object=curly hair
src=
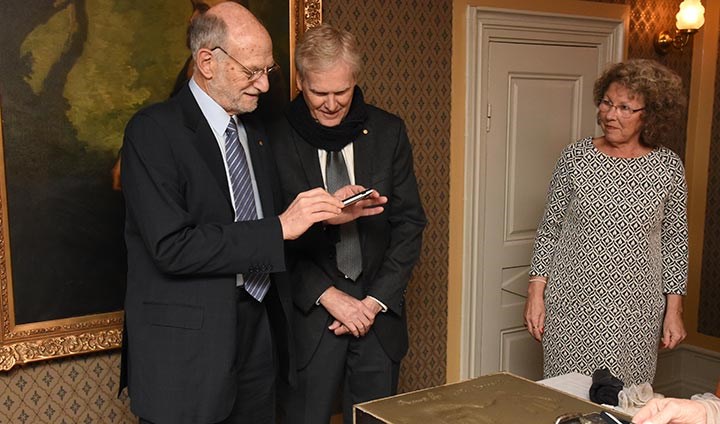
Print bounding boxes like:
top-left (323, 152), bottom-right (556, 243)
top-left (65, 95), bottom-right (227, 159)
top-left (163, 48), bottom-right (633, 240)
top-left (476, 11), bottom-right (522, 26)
top-left (593, 59), bottom-right (687, 148)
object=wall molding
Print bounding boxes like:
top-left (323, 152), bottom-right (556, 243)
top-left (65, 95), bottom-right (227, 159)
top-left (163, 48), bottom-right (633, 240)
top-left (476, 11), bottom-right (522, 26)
top-left (654, 344), bottom-right (720, 398)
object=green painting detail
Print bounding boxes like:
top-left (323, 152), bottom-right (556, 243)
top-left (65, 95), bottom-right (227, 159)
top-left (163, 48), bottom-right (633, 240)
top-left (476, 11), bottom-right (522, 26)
top-left (21, 3), bottom-right (78, 96)
top-left (1, 0), bottom-right (289, 326)
top-left (0, 0), bottom-right (198, 325)
top-left (21, 0), bottom-right (188, 153)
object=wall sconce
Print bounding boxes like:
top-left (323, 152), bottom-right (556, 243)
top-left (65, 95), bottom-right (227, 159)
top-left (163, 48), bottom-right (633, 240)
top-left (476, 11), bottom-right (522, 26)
top-left (655, 0), bottom-right (705, 54)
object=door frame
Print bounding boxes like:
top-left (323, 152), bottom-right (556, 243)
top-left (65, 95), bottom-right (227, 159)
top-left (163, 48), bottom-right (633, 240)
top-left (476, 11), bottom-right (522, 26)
top-left (448, 0), bottom-right (629, 382)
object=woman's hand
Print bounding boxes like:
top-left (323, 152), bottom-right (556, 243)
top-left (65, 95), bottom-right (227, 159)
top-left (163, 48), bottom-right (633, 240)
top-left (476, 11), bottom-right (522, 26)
top-left (524, 279), bottom-right (547, 342)
top-left (661, 294), bottom-right (686, 349)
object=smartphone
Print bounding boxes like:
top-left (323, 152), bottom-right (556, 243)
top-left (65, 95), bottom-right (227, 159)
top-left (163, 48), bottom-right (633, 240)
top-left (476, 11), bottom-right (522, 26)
top-left (341, 188), bottom-right (374, 207)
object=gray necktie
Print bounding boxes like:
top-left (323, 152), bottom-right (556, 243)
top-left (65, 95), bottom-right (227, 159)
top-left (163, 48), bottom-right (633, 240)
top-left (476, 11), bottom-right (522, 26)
top-left (325, 150), bottom-right (362, 281)
top-left (225, 117), bottom-right (270, 301)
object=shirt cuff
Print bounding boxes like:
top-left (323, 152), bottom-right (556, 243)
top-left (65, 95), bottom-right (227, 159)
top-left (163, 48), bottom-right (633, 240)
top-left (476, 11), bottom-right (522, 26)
top-left (368, 296), bottom-right (388, 313)
top-left (315, 287), bottom-right (331, 306)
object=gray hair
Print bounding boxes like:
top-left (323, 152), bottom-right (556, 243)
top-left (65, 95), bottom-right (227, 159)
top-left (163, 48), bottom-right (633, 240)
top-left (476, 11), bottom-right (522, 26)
top-left (295, 23), bottom-right (361, 78)
top-left (188, 11), bottom-right (227, 57)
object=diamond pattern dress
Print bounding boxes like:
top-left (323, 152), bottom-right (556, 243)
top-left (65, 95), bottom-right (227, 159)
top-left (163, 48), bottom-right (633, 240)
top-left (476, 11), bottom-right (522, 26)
top-left (530, 137), bottom-right (688, 386)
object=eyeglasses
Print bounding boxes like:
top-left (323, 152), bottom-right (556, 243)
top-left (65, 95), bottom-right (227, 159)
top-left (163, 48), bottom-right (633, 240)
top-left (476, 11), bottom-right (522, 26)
top-left (598, 98), bottom-right (645, 118)
top-left (211, 46), bottom-right (279, 82)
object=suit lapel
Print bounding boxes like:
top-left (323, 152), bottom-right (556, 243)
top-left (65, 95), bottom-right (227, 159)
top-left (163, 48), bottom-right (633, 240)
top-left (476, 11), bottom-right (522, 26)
top-left (291, 130), bottom-right (325, 189)
top-left (178, 87), bottom-right (232, 207)
top-left (352, 127), bottom-right (374, 189)
top-left (349, 125), bottom-right (375, 250)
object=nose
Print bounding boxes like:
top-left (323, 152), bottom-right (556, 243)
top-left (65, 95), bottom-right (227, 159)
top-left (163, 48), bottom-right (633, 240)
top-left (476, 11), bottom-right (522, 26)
top-left (325, 94), bottom-right (337, 110)
top-left (253, 73), bottom-right (270, 93)
top-left (604, 105), bottom-right (618, 119)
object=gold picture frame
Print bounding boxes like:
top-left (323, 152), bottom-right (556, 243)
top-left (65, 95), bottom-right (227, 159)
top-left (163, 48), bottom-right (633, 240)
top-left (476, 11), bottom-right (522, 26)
top-left (0, 0), bottom-right (321, 371)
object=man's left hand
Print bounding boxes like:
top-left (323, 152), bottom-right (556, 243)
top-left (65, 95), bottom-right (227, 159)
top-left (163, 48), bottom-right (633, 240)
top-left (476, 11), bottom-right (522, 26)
top-left (328, 296), bottom-right (383, 336)
top-left (325, 185), bottom-right (387, 226)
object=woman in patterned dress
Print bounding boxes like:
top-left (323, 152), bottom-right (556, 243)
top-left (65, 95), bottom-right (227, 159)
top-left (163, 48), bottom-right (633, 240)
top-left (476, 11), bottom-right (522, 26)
top-left (524, 59), bottom-right (689, 386)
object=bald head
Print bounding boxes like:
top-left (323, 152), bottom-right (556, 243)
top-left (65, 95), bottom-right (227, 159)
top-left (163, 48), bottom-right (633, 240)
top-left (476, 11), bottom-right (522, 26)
top-left (188, 1), bottom-right (275, 115)
top-left (188, 1), bottom-right (271, 60)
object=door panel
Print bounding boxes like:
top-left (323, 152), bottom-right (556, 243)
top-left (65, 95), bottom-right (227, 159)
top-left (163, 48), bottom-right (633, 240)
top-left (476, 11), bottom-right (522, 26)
top-left (479, 41), bottom-right (600, 378)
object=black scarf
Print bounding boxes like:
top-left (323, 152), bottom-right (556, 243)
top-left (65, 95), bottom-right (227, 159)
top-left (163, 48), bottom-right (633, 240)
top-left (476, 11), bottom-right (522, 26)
top-left (285, 86), bottom-right (368, 152)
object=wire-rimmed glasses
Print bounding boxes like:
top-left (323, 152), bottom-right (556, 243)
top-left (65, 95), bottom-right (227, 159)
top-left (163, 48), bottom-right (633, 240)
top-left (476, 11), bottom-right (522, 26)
top-left (598, 98), bottom-right (645, 118)
top-left (211, 46), bottom-right (279, 82)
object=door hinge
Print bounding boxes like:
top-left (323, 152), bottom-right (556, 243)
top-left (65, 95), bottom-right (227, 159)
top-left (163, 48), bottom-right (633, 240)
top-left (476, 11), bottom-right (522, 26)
top-left (486, 103), bottom-right (492, 132)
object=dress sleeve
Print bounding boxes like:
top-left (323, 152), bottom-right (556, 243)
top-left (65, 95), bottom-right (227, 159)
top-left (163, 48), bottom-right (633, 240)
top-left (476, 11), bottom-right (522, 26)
top-left (661, 156), bottom-right (688, 295)
top-left (529, 147), bottom-right (573, 279)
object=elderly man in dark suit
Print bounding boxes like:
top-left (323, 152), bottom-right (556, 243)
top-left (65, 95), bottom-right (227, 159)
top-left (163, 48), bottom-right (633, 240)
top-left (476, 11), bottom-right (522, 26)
top-left (120, 4), bottom-right (376, 424)
top-left (272, 23), bottom-right (427, 424)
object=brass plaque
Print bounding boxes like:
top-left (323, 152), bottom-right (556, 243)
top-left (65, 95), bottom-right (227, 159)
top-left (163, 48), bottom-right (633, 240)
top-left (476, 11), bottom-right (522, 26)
top-left (355, 373), bottom-right (628, 424)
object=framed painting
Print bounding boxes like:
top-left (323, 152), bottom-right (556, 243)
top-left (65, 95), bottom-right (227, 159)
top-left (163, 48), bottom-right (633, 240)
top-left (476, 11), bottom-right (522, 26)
top-left (0, 0), bottom-right (321, 370)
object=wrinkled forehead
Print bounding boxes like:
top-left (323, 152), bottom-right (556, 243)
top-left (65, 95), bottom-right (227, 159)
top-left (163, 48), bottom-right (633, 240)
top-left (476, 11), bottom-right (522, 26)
top-left (301, 57), bottom-right (357, 79)
top-left (226, 30), bottom-right (273, 60)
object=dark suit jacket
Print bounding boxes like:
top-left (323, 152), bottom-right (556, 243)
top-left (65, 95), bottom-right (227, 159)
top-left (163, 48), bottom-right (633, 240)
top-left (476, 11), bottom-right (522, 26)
top-left (121, 85), bottom-right (294, 424)
top-left (270, 104), bottom-right (426, 369)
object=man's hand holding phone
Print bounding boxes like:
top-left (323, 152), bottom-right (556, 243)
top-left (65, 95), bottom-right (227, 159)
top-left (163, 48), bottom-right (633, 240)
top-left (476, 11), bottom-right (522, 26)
top-left (342, 188), bottom-right (375, 207)
top-left (326, 185), bottom-right (387, 225)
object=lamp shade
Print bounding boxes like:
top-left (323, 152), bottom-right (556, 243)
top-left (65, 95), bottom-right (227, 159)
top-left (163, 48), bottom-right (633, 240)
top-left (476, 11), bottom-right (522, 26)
top-left (676, 0), bottom-right (705, 30)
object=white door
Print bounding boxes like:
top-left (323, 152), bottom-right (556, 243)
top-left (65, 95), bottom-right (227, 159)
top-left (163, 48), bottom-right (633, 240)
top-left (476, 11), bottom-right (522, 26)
top-left (481, 41), bottom-right (599, 379)
top-left (462, 7), bottom-right (626, 380)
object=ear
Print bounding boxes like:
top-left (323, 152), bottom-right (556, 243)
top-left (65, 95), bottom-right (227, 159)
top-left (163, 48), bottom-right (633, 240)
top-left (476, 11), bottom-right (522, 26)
top-left (295, 74), bottom-right (304, 92)
top-left (194, 48), bottom-right (215, 80)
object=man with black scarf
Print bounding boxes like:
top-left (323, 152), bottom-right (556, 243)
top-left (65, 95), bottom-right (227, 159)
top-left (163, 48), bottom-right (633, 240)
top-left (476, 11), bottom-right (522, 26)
top-left (271, 23), bottom-right (426, 424)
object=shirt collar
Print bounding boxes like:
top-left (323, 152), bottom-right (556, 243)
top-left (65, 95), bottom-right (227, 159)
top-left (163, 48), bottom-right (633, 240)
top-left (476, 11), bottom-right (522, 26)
top-left (189, 77), bottom-right (235, 140)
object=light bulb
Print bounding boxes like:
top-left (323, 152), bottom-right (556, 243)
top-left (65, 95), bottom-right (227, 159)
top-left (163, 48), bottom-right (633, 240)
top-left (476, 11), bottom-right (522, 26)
top-left (676, 0), bottom-right (705, 31)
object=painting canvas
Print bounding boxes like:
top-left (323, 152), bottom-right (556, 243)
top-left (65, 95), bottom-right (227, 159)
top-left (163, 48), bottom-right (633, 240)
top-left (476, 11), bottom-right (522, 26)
top-left (0, 0), bottom-right (312, 369)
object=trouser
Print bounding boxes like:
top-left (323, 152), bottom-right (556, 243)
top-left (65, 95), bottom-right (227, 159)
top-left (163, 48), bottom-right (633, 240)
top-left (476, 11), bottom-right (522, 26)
top-left (280, 328), bottom-right (399, 424)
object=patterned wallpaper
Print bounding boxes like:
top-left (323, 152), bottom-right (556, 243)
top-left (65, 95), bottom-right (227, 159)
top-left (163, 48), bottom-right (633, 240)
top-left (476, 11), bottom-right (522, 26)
top-left (699, 9), bottom-right (720, 337)
top-left (0, 353), bottom-right (133, 423)
top-left (0, 0), bottom-right (712, 422)
top-left (592, 0), bottom-right (693, 159)
top-left (323, 0), bottom-right (453, 392)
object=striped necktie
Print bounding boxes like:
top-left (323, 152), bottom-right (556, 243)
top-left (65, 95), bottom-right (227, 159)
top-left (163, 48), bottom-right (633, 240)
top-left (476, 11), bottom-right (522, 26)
top-left (225, 117), bottom-right (270, 301)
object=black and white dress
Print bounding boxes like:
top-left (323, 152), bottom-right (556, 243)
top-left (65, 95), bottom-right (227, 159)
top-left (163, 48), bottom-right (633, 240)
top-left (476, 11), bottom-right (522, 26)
top-left (530, 137), bottom-right (688, 386)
